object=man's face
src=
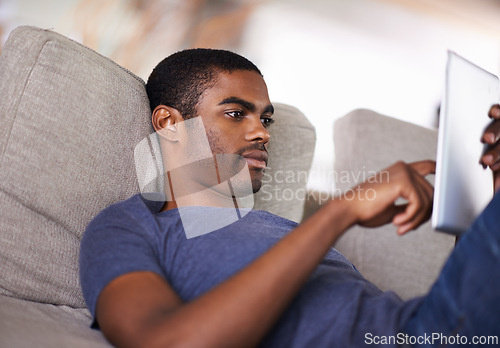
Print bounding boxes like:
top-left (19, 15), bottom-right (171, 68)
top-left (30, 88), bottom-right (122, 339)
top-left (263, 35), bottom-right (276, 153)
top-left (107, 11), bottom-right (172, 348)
top-left (194, 70), bottom-right (274, 193)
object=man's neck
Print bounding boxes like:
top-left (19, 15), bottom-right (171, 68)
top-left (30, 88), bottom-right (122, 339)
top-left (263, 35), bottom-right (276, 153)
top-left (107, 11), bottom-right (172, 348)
top-left (161, 181), bottom-right (247, 212)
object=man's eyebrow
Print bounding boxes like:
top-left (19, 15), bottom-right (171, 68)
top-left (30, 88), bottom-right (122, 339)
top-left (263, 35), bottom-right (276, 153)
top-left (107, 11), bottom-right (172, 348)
top-left (218, 97), bottom-right (255, 112)
top-left (263, 104), bottom-right (274, 115)
top-left (218, 97), bottom-right (274, 115)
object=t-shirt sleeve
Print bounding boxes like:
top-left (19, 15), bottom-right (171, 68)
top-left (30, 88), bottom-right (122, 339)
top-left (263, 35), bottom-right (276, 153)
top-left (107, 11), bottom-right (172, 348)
top-left (79, 201), bottom-right (165, 321)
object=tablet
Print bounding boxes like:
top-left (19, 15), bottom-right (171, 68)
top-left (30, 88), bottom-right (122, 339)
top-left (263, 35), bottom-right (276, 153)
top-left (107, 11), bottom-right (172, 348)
top-left (432, 51), bottom-right (497, 235)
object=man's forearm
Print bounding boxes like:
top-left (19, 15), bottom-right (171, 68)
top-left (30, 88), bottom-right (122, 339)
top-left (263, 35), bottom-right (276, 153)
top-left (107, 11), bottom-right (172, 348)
top-left (141, 197), bottom-right (356, 348)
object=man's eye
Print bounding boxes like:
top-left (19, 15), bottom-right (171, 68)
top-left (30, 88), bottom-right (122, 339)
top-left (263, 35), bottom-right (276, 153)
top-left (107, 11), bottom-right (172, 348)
top-left (261, 117), bottom-right (274, 128)
top-left (226, 111), bottom-right (244, 119)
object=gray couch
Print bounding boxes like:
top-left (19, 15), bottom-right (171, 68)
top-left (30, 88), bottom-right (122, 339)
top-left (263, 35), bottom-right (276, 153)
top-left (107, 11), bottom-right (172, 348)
top-left (0, 26), bottom-right (454, 346)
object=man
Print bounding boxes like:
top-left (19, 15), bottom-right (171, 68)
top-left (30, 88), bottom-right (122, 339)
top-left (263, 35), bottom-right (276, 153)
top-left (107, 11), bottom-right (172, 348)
top-left (80, 49), bottom-right (500, 347)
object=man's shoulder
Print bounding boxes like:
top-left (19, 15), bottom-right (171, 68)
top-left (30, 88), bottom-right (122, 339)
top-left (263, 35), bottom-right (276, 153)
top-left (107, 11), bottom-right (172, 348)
top-left (87, 193), bottom-right (165, 231)
top-left (250, 209), bottom-right (297, 224)
top-left (243, 209), bottom-right (299, 232)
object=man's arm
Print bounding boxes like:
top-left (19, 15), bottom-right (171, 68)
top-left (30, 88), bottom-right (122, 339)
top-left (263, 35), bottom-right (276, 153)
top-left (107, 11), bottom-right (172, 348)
top-left (480, 104), bottom-right (500, 193)
top-left (96, 161), bottom-right (435, 348)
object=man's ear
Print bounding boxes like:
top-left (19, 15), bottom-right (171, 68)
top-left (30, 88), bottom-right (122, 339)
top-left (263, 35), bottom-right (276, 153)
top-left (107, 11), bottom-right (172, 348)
top-left (151, 105), bottom-right (183, 141)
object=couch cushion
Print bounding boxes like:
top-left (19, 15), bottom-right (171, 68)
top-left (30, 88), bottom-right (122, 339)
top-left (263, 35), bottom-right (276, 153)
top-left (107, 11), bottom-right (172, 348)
top-left (0, 295), bottom-right (111, 347)
top-left (333, 109), bottom-right (456, 299)
top-left (254, 103), bottom-right (316, 222)
top-left (0, 26), bottom-right (153, 307)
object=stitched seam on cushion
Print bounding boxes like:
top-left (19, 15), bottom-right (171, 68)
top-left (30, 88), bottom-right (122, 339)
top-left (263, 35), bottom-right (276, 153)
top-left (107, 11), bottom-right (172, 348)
top-left (0, 29), bottom-right (148, 161)
top-left (42, 35), bottom-right (146, 95)
top-left (39, 28), bottom-right (145, 86)
top-left (0, 39), bottom-right (47, 158)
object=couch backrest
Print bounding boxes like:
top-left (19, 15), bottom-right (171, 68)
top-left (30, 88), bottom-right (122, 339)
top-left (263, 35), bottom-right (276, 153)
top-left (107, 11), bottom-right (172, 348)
top-left (0, 26), bottom-right (154, 307)
top-left (333, 109), bottom-right (456, 299)
top-left (0, 26), bottom-right (315, 307)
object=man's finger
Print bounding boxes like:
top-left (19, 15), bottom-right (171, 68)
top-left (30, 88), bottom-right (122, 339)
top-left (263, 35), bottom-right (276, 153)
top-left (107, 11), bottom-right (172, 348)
top-left (488, 104), bottom-right (500, 119)
top-left (481, 142), bottom-right (500, 167)
top-left (393, 175), bottom-right (433, 234)
top-left (394, 199), bottom-right (431, 235)
top-left (392, 185), bottom-right (425, 225)
top-left (409, 160), bottom-right (436, 176)
top-left (481, 119), bottom-right (500, 144)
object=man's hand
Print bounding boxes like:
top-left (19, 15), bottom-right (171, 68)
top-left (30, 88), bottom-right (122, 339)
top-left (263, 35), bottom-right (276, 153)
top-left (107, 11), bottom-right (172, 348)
top-left (344, 161), bottom-right (435, 235)
top-left (480, 104), bottom-right (500, 193)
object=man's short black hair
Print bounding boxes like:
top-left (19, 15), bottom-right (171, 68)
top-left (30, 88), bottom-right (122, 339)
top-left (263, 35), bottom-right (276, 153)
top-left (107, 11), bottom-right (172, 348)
top-left (146, 48), bottom-right (263, 119)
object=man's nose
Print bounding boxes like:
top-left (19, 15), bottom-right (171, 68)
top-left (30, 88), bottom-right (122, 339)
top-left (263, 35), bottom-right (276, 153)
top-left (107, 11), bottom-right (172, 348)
top-left (245, 117), bottom-right (271, 144)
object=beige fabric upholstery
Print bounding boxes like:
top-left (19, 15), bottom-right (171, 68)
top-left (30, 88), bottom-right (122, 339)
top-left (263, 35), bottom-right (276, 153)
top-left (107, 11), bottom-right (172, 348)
top-left (333, 109), bottom-right (456, 299)
top-left (0, 25), bottom-right (315, 314)
top-left (254, 103), bottom-right (316, 222)
top-left (0, 295), bottom-right (110, 347)
top-left (0, 26), bottom-right (153, 308)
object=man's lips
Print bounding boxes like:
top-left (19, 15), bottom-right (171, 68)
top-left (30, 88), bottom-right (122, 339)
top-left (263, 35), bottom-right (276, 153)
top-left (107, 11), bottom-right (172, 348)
top-left (242, 150), bottom-right (268, 169)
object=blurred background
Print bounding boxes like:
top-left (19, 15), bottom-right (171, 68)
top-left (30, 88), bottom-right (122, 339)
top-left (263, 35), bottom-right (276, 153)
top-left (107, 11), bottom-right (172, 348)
top-left (2, 0), bottom-right (500, 192)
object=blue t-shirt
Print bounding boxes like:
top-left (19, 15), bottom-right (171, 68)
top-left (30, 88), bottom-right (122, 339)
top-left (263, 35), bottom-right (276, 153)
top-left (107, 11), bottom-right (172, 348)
top-left (80, 194), bottom-right (420, 347)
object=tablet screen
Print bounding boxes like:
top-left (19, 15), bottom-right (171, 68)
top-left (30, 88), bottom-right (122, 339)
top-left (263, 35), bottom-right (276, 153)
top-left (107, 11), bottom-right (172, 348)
top-left (432, 51), bottom-right (497, 235)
